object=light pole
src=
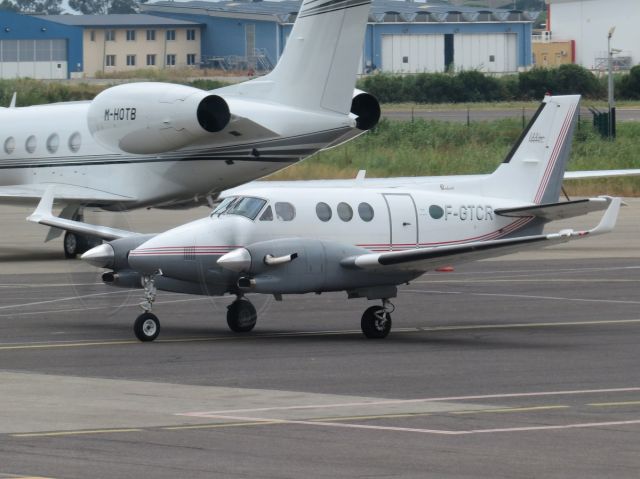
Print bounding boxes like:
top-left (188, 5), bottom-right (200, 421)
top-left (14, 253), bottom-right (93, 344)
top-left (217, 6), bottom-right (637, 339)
top-left (607, 26), bottom-right (616, 139)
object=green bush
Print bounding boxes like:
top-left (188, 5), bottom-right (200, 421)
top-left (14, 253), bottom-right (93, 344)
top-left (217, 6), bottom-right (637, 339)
top-left (617, 65), bottom-right (640, 100)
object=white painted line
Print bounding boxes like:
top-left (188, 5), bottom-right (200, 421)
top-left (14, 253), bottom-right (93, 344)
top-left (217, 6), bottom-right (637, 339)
top-left (0, 290), bottom-right (132, 311)
top-left (402, 289), bottom-right (640, 305)
top-left (179, 386), bottom-right (640, 417)
top-left (419, 318), bottom-right (640, 332)
top-left (182, 413), bottom-right (640, 437)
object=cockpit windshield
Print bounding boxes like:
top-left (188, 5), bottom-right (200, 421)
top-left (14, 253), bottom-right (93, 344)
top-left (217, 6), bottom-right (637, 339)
top-left (211, 196), bottom-right (267, 220)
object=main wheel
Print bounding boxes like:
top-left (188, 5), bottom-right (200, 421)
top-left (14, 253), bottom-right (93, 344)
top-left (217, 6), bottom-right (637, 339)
top-left (63, 231), bottom-right (83, 259)
top-left (361, 305), bottom-right (392, 339)
top-left (227, 299), bottom-right (257, 333)
top-left (63, 232), bottom-right (102, 259)
top-left (134, 312), bottom-right (161, 342)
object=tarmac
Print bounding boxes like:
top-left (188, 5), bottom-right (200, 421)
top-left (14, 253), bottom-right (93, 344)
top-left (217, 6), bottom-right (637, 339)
top-left (0, 200), bottom-right (639, 478)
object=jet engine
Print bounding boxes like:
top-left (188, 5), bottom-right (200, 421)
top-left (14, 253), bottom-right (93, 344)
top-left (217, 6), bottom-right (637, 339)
top-left (351, 89), bottom-right (380, 131)
top-left (87, 82), bottom-right (231, 154)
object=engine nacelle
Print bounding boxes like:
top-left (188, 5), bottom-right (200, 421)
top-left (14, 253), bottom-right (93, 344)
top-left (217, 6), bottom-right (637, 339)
top-left (351, 89), bottom-right (380, 131)
top-left (226, 238), bottom-right (370, 295)
top-left (87, 82), bottom-right (230, 154)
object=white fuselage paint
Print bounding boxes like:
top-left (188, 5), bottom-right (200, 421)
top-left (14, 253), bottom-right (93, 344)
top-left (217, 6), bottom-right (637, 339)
top-left (0, 99), bottom-right (356, 209)
top-left (132, 185), bottom-right (532, 262)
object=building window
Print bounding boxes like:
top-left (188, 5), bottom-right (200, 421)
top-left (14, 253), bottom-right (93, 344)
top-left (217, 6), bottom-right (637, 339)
top-left (146, 54), bottom-right (156, 66)
top-left (126, 30), bottom-right (136, 41)
top-left (126, 54), bottom-right (136, 66)
top-left (166, 54), bottom-right (176, 66)
top-left (187, 29), bottom-right (196, 41)
top-left (105, 30), bottom-right (116, 42)
top-left (186, 53), bottom-right (196, 66)
top-left (146, 29), bottom-right (156, 41)
top-left (105, 54), bottom-right (116, 67)
top-left (89, 30), bottom-right (95, 42)
top-left (166, 30), bottom-right (176, 41)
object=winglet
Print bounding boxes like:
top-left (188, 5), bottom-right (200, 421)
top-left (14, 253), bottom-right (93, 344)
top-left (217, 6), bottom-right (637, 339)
top-left (9, 92), bottom-right (16, 108)
top-left (588, 196), bottom-right (621, 236)
top-left (27, 185), bottom-right (56, 223)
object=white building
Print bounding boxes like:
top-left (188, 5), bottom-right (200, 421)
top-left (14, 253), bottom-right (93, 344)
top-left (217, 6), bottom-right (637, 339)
top-left (547, 0), bottom-right (638, 70)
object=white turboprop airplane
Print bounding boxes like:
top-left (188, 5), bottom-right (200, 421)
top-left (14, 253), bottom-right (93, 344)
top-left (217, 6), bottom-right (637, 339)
top-left (0, 0), bottom-right (378, 258)
top-left (29, 94), bottom-right (622, 341)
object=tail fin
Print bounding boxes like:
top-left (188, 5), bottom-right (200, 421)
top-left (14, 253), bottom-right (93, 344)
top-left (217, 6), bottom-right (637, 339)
top-left (483, 95), bottom-right (580, 204)
top-left (248, 0), bottom-right (371, 113)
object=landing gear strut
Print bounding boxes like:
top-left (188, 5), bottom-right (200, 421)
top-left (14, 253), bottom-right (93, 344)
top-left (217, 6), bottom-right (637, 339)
top-left (133, 274), bottom-right (160, 342)
top-left (361, 299), bottom-right (394, 339)
top-left (227, 296), bottom-right (257, 333)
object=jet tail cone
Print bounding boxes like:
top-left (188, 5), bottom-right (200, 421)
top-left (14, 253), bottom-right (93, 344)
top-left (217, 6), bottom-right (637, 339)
top-left (217, 248), bottom-right (251, 273)
top-left (81, 243), bottom-right (115, 269)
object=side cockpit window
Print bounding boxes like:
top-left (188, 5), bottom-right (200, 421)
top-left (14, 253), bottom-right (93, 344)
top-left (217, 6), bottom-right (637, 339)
top-left (259, 205), bottom-right (273, 221)
top-left (275, 202), bottom-right (295, 221)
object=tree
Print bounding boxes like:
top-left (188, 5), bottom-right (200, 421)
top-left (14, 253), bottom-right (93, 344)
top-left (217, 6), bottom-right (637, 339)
top-left (68, 0), bottom-right (146, 14)
top-left (0, 0), bottom-right (18, 10)
top-left (4, 0), bottom-right (62, 14)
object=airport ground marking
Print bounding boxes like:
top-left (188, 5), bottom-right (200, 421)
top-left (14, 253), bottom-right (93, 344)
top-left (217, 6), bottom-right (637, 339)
top-left (181, 387), bottom-right (640, 417)
top-left (403, 289), bottom-right (640, 305)
top-left (449, 405), bottom-right (569, 415)
top-left (588, 401), bottom-right (640, 408)
top-left (12, 428), bottom-right (143, 438)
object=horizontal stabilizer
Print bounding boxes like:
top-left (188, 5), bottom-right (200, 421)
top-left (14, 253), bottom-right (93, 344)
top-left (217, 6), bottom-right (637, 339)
top-left (27, 186), bottom-right (138, 241)
top-left (565, 169), bottom-right (640, 180)
top-left (495, 197), bottom-right (611, 221)
top-left (341, 197), bottom-right (620, 272)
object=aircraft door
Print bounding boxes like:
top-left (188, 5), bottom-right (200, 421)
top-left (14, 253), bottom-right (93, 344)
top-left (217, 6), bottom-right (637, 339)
top-left (383, 194), bottom-right (418, 250)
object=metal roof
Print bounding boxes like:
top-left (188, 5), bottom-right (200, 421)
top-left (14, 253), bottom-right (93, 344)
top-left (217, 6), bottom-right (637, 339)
top-left (142, 0), bottom-right (540, 23)
top-left (36, 13), bottom-right (203, 27)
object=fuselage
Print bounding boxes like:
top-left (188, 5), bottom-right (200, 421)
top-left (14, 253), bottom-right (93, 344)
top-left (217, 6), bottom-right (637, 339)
top-left (127, 186), bottom-right (541, 295)
top-left (0, 101), bottom-right (356, 210)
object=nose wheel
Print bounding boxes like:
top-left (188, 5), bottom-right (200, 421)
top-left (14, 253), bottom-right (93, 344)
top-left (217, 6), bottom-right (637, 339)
top-left (227, 297), bottom-right (257, 333)
top-left (361, 300), bottom-right (394, 339)
top-left (134, 312), bottom-right (160, 342)
top-left (133, 274), bottom-right (161, 342)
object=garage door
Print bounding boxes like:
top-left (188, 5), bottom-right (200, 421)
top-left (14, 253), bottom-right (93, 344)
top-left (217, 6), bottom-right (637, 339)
top-left (453, 33), bottom-right (517, 73)
top-left (0, 39), bottom-right (68, 79)
top-left (381, 34), bottom-right (445, 73)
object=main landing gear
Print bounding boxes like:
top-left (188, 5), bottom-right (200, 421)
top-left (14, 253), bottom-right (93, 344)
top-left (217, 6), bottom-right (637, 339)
top-left (63, 231), bottom-right (102, 259)
top-left (360, 299), bottom-right (394, 339)
top-left (226, 296), bottom-right (257, 333)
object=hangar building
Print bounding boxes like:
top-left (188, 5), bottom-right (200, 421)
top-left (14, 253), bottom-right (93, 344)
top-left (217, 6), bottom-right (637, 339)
top-left (0, 11), bottom-right (203, 79)
top-left (0, 10), bottom-right (82, 79)
top-left (547, 0), bottom-right (638, 70)
top-left (142, 0), bottom-right (538, 74)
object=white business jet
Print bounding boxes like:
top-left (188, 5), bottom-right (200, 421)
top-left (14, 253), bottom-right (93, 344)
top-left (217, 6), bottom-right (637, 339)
top-left (0, 0), bottom-right (378, 257)
top-left (29, 95), bottom-right (621, 341)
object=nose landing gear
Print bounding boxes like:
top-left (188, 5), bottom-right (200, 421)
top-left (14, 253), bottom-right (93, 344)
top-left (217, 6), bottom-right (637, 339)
top-left (133, 274), bottom-right (160, 342)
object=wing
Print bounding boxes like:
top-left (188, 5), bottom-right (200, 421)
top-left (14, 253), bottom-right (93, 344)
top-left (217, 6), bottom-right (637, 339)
top-left (495, 197), bottom-right (612, 221)
top-left (27, 186), bottom-right (139, 240)
top-left (0, 183), bottom-right (137, 207)
top-left (340, 197), bottom-right (620, 273)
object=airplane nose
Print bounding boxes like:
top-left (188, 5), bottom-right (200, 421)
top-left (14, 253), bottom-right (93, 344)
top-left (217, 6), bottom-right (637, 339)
top-left (217, 248), bottom-right (251, 272)
top-left (81, 243), bottom-right (115, 269)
